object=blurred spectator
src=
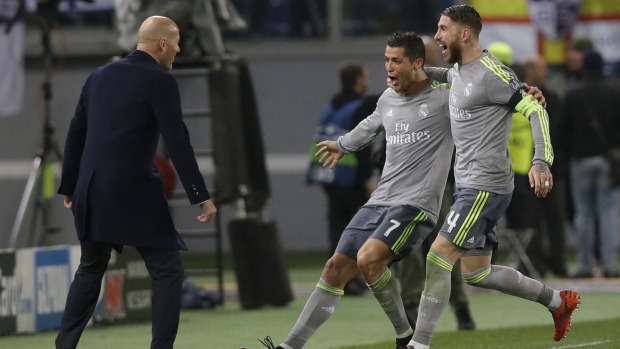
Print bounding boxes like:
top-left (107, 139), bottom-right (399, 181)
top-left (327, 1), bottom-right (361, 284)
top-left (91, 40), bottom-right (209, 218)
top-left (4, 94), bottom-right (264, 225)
top-left (306, 61), bottom-right (374, 295)
top-left (550, 36), bottom-right (594, 98)
top-left (565, 37), bottom-right (594, 83)
top-left (558, 50), bottom-right (620, 278)
top-left (519, 55), bottom-right (569, 277)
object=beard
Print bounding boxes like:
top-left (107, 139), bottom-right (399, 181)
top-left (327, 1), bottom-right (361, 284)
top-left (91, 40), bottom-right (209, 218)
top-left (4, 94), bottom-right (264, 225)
top-left (446, 41), bottom-right (462, 64)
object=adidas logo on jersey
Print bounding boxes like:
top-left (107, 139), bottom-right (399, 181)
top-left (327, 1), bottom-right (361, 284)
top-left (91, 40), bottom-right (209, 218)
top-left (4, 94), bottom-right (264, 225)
top-left (387, 109), bottom-right (393, 116)
top-left (466, 236), bottom-right (475, 244)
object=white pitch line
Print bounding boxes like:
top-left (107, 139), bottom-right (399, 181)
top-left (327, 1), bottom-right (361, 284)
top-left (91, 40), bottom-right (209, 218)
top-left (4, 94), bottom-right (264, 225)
top-left (549, 339), bottom-right (612, 349)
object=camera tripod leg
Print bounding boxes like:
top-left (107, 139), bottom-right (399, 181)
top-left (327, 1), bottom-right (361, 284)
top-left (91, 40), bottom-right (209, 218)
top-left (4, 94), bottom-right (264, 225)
top-left (9, 156), bottom-right (42, 248)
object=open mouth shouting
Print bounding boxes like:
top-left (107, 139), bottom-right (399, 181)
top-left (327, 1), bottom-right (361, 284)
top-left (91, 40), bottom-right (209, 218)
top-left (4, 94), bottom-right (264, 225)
top-left (438, 42), bottom-right (447, 54)
top-left (387, 75), bottom-right (398, 87)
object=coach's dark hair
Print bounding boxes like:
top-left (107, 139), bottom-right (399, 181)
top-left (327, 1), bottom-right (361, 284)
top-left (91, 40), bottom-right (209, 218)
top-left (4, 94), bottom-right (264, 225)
top-left (340, 62), bottom-right (365, 92)
top-left (442, 4), bottom-right (482, 38)
top-left (387, 32), bottom-right (426, 63)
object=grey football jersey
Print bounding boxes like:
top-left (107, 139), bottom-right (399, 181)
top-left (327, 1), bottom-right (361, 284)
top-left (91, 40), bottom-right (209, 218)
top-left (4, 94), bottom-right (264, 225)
top-left (337, 82), bottom-right (453, 221)
top-left (426, 52), bottom-right (553, 194)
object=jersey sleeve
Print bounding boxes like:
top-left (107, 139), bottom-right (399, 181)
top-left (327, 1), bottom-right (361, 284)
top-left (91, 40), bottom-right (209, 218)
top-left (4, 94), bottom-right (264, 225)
top-left (424, 67), bottom-right (452, 84)
top-left (482, 59), bottom-right (554, 166)
top-left (510, 89), bottom-right (554, 166)
top-left (337, 91), bottom-right (387, 153)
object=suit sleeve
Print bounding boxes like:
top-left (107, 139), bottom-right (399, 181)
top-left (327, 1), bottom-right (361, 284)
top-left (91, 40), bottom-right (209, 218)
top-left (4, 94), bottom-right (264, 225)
top-left (58, 82), bottom-right (89, 196)
top-left (152, 73), bottom-right (210, 205)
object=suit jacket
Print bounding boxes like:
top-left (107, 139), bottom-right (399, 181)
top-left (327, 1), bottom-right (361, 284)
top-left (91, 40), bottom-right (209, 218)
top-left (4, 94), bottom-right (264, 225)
top-left (58, 50), bottom-right (210, 250)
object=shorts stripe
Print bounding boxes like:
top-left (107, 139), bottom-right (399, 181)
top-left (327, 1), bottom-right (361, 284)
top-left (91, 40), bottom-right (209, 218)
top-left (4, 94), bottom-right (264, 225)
top-left (454, 191), bottom-right (489, 246)
top-left (316, 282), bottom-right (344, 296)
top-left (427, 251), bottom-right (453, 272)
top-left (392, 211), bottom-right (428, 252)
top-left (463, 266), bottom-right (492, 284)
top-left (369, 268), bottom-right (392, 292)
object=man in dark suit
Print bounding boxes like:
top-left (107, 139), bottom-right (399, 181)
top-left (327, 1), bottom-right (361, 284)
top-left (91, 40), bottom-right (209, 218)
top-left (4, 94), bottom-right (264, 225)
top-left (55, 16), bottom-right (217, 349)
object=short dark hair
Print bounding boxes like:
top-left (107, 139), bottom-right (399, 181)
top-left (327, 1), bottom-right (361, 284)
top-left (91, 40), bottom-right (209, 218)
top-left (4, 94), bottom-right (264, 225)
top-left (442, 4), bottom-right (482, 38)
top-left (340, 62), bottom-right (365, 92)
top-left (387, 32), bottom-right (425, 63)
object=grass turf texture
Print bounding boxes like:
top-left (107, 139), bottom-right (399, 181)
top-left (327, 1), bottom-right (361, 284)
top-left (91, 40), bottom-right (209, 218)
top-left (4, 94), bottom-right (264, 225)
top-left (2, 252), bottom-right (618, 348)
top-left (1, 291), bottom-right (617, 349)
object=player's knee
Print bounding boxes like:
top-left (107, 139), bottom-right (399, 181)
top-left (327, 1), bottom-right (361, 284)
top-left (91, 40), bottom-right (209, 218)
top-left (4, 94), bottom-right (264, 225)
top-left (356, 252), bottom-right (371, 272)
top-left (357, 251), bottom-right (384, 276)
top-left (356, 253), bottom-right (368, 272)
top-left (324, 255), bottom-right (356, 278)
top-left (323, 256), bottom-right (340, 275)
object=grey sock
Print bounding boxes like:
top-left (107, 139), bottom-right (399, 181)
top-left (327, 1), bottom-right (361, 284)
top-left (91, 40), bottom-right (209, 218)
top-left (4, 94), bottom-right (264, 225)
top-left (462, 264), bottom-right (554, 306)
top-left (412, 249), bottom-right (454, 346)
top-left (368, 268), bottom-right (413, 337)
top-left (283, 278), bottom-right (342, 349)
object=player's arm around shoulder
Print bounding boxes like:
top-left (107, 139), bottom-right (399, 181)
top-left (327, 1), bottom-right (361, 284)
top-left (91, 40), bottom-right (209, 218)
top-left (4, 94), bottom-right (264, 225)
top-left (424, 66), bottom-right (451, 83)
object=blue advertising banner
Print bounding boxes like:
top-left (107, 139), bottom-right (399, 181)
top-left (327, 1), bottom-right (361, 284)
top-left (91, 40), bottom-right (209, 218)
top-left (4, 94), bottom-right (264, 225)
top-left (34, 248), bottom-right (71, 331)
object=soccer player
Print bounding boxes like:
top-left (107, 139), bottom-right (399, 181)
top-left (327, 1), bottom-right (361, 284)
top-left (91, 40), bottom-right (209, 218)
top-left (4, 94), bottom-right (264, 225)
top-left (406, 5), bottom-right (580, 349)
top-left (244, 31), bottom-right (454, 349)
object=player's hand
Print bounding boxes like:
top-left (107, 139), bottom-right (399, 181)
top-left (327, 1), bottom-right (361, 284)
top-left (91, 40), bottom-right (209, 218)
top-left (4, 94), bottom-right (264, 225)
top-left (524, 83), bottom-right (547, 108)
top-left (315, 140), bottom-right (344, 169)
top-left (198, 199), bottom-right (217, 223)
top-left (528, 163), bottom-right (553, 198)
top-left (63, 195), bottom-right (73, 209)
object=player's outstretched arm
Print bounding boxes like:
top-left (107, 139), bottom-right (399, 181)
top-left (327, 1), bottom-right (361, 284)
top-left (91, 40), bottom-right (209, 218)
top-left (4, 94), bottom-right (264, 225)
top-left (315, 140), bottom-right (344, 169)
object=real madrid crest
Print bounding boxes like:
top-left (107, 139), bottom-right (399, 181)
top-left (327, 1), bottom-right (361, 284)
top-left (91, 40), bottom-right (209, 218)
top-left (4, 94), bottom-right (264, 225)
top-left (464, 82), bottom-right (473, 97)
top-left (419, 104), bottom-right (429, 119)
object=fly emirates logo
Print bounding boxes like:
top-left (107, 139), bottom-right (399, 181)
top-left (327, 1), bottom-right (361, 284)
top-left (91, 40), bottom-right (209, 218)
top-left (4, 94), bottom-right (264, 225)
top-left (449, 93), bottom-right (472, 119)
top-left (449, 104), bottom-right (472, 119)
top-left (387, 122), bottom-right (430, 145)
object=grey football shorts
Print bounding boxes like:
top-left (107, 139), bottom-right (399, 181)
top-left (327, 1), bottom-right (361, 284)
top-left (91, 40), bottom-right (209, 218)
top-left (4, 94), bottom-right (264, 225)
top-left (335, 204), bottom-right (435, 261)
top-left (439, 187), bottom-right (512, 252)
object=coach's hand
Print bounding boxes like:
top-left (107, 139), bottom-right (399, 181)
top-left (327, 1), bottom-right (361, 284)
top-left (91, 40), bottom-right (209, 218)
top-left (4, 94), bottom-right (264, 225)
top-left (198, 199), bottom-right (217, 223)
top-left (63, 195), bottom-right (73, 209)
